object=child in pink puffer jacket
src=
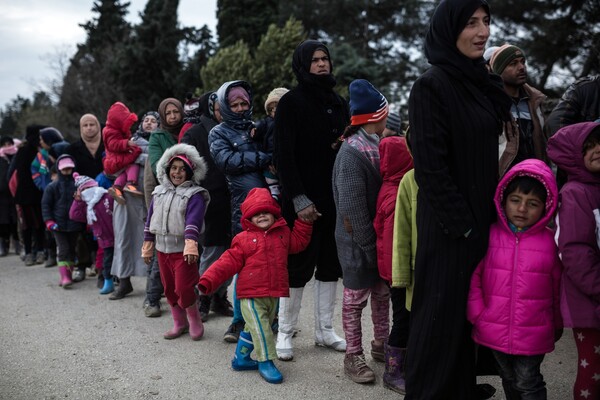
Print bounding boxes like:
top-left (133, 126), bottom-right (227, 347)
top-left (467, 159), bottom-right (562, 399)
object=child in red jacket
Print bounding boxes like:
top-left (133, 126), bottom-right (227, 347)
top-left (102, 101), bottom-right (142, 204)
top-left (198, 187), bottom-right (313, 384)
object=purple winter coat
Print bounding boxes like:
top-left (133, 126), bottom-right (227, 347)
top-left (548, 121), bottom-right (600, 329)
top-left (467, 159), bottom-right (562, 356)
top-left (69, 193), bottom-right (115, 249)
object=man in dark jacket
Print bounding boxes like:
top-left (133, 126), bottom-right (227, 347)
top-left (273, 39), bottom-right (350, 362)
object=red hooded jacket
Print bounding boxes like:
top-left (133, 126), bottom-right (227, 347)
top-left (102, 102), bottom-right (141, 175)
top-left (198, 188), bottom-right (312, 298)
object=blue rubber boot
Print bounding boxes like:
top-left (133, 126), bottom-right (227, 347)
top-left (258, 360), bottom-right (283, 384)
top-left (99, 277), bottom-right (114, 295)
top-left (231, 331), bottom-right (258, 371)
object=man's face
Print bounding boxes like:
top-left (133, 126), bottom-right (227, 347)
top-left (501, 57), bottom-right (528, 88)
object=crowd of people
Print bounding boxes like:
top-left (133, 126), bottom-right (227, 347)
top-left (2, 0), bottom-right (600, 398)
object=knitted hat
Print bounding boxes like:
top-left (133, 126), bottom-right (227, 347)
top-left (483, 46), bottom-right (499, 63)
top-left (40, 127), bottom-right (63, 146)
top-left (227, 86), bottom-right (250, 105)
top-left (490, 44), bottom-right (526, 74)
top-left (386, 112), bottom-right (402, 133)
top-left (73, 172), bottom-right (98, 192)
top-left (57, 155), bottom-right (75, 171)
top-left (184, 93), bottom-right (201, 116)
top-left (241, 187), bottom-right (281, 221)
top-left (264, 88), bottom-right (289, 114)
top-left (349, 79), bottom-right (388, 126)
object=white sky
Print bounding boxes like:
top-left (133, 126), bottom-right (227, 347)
top-left (0, 0), bottom-right (217, 108)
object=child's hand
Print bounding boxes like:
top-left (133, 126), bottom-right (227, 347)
top-left (298, 204), bottom-right (322, 223)
top-left (184, 254), bottom-right (198, 265)
top-left (141, 241), bottom-right (154, 264)
top-left (73, 190), bottom-right (82, 201)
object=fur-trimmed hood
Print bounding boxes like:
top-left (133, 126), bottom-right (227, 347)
top-left (156, 143), bottom-right (208, 186)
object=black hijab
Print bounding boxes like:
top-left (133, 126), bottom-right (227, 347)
top-left (426, 0), bottom-right (511, 121)
top-left (292, 39), bottom-right (337, 90)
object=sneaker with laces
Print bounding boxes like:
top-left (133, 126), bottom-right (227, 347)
top-left (108, 187), bottom-right (126, 205)
top-left (144, 301), bottom-right (162, 318)
top-left (223, 321), bottom-right (245, 343)
top-left (123, 183), bottom-right (143, 197)
top-left (198, 295), bottom-right (211, 322)
top-left (344, 353), bottom-right (376, 384)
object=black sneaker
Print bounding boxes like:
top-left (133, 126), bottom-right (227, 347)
top-left (223, 321), bottom-right (245, 343)
top-left (211, 293), bottom-right (234, 317)
top-left (198, 295), bottom-right (211, 322)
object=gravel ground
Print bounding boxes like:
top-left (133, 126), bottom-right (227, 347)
top-left (0, 252), bottom-right (576, 399)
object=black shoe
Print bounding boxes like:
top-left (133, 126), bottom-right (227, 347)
top-left (109, 277), bottom-right (133, 300)
top-left (198, 295), bottom-right (211, 322)
top-left (223, 321), bottom-right (245, 343)
top-left (211, 292), bottom-right (234, 317)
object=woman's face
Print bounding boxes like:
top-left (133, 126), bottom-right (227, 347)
top-left (164, 104), bottom-right (182, 126)
top-left (456, 7), bottom-right (490, 59)
top-left (229, 98), bottom-right (250, 114)
top-left (142, 115), bottom-right (159, 133)
top-left (309, 50), bottom-right (331, 75)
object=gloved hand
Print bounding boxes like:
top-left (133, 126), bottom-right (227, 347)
top-left (46, 220), bottom-right (58, 231)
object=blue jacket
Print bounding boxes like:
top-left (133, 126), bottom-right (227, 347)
top-left (42, 172), bottom-right (86, 233)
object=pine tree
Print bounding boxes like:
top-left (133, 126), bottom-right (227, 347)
top-left (217, 0), bottom-right (279, 49)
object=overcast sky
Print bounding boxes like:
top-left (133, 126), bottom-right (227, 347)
top-left (0, 0), bottom-right (217, 108)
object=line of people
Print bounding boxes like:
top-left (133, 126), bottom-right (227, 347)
top-left (3, 0), bottom-right (600, 397)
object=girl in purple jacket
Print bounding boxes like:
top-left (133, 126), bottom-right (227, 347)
top-left (548, 121), bottom-right (600, 400)
top-left (467, 159), bottom-right (562, 399)
top-left (69, 173), bottom-right (115, 295)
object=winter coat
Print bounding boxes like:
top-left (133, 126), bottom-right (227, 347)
top-left (332, 130), bottom-right (383, 290)
top-left (208, 80), bottom-right (271, 234)
top-left (391, 169), bottom-right (418, 310)
top-left (31, 149), bottom-right (53, 191)
top-left (69, 190), bottom-right (114, 249)
top-left (144, 143), bottom-right (210, 254)
top-left (148, 129), bottom-right (177, 176)
top-left (181, 114), bottom-right (232, 247)
top-left (198, 188), bottom-right (312, 299)
top-left (467, 159), bottom-right (562, 356)
top-left (102, 102), bottom-right (142, 176)
top-left (548, 121), bottom-right (600, 329)
top-left (41, 161), bottom-right (86, 233)
top-left (0, 150), bottom-right (17, 226)
top-left (373, 136), bottom-right (413, 284)
top-left (546, 75), bottom-right (600, 136)
top-left (273, 69), bottom-right (349, 224)
top-left (64, 138), bottom-right (105, 180)
top-left (9, 137), bottom-right (42, 205)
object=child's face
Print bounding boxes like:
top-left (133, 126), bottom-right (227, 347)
top-left (267, 102), bottom-right (278, 118)
top-left (504, 188), bottom-right (544, 229)
top-left (142, 115), bottom-right (158, 132)
top-left (584, 142), bottom-right (600, 173)
top-left (60, 167), bottom-right (73, 176)
top-left (250, 212), bottom-right (275, 230)
top-left (169, 159), bottom-right (188, 186)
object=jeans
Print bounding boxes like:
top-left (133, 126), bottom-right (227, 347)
top-left (145, 253), bottom-right (163, 305)
top-left (492, 350), bottom-right (546, 400)
top-left (199, 245), bottom-right (231, 298)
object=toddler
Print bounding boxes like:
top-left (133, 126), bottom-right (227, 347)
top-left (198, 187), bottom-right (313, 384)
top-left (548, 121), bottom-right (600, 399)
top-left (41, 155), bottom-right (86, 288)
top-left (467, 159), bottom-right (562, 399)
top-left (142, 143), bottom-right (209, 341)
top-left (69, 173), bottom-right (115, 295)
top-left (103, 101), bottom-right (142, 204)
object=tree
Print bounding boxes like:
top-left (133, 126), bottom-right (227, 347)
top-left (249, 18), bottom-right (305, 116)
top-left (0, 97), bottom-right (30, 137)
top-left (199, 40), bottom-right (253, 94)
top-left (178, 25), bottom-right (218, 99)
top-left (59, 0), bottom-right (132, 128)
top-left (217, 0), bottom-right (279, 49)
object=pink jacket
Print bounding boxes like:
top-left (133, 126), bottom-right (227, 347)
top-left (373, 136), bottom-right (413, 283)
top-left (467, 159), bottom-right (562, 355)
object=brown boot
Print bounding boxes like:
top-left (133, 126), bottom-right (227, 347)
top-left (109, 277), bottom-right (133, 300)
top-left (344, 353), bottom-right (376, 384)
top-left (371, 340), bottom-right (384, 362)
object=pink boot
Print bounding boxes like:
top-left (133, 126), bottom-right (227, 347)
top-left (164, 305), bottom-right (189, 339)
top-left (186, 303), bottom-right (205, 341)
top-left (58, 265), bottom-right (72, 288)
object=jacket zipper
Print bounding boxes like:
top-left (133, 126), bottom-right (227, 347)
top-left (509, 234), bottom-right (519, 354)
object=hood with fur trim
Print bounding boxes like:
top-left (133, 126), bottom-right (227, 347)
top-left (156, 143), bottom-right (208, 186)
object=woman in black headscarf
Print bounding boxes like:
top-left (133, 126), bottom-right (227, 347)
top-left (273, 39), bottom-right (350, 361)
top-left (404, 0), bottom-right (511, 398)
